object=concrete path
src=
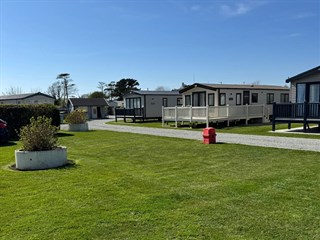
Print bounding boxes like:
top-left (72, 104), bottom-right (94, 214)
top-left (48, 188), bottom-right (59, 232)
top-left (62, 119), bottom-right (320, 152)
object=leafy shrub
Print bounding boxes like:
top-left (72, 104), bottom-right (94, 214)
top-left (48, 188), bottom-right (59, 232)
top-left (65, 110), bottom-right (87, 124)
top-left (19, 116), bottom-right (58, 151)
top-left (0, 104), bottom-right (60, 139)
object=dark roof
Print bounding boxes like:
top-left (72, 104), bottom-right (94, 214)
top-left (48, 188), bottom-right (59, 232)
top-left (0, 92), bottom-right (54, 101)
top-left (69, 98), bottom-right (108, 106)
top-left (127, 90), bottom-right (181, 96)
top-left (285, 66), bottom-right (320, 83)
top-left (179, 83), bottom-right (289, 93)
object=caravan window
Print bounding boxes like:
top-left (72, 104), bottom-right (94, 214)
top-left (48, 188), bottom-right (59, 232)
top-left (267, 93), bottom-right (274, 104)
top-left (208, 94), bottom-right (215, 106)
top-left (219, 93), bottom-right (226, 106)
top-left (251, 93), bottom-right (258, 103)
top-left (236, 93), bottom-right (241, 105)
top-left (192, 92), bottom-right (206, 106)
top-left (162, 98), bottom-right (168, 107)
top-left (185, 95), bottom-right (191, 106)
top-left (309, 84), bottom-right (320, 103)
top-left (126, 98), bottom-right (141, 109)
top-left (280, 93), bottom-right (289, 103)
top-left (296, 84), bottom-right (306, 103)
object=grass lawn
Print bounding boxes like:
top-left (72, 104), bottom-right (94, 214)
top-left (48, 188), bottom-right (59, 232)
top-left (1, 130), bottom-right (320, 239)
top-left (108, 120), bottom-right (320, 139)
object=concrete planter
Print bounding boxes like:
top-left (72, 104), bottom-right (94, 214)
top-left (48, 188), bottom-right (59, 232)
top-left (66, 123), bottom-right (89, 132)
top-left (15, 146), bottom-right (67, 170)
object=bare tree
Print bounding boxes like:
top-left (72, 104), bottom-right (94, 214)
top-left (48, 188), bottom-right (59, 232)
top-left (2, 86), bottom-right (24, 95)
top-left (47, 81), bottom-right (62, 105)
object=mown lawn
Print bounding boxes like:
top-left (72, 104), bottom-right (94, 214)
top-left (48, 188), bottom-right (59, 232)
top-left (108, 120), bottom-right (320, 139)
top-left (1, 130), bottom-right (320, 239)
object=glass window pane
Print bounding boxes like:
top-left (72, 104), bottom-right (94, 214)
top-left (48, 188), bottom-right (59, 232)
top-left (236, 93), bottom-right (241, 105)
top-left (199, 92), bottom-right (206, 106)
top-left (208, 94), bottom-right (214, 106)
top-left (185, 95), bottom-right (191, 106)
top-left (309, 84), bottom-right (320, 103)
top-left (220, 93), bottom-right (226, 106)
top-left (296, 84), bottom-right (306, 103)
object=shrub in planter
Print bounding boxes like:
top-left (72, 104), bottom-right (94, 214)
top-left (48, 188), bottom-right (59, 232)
top-left (65, 110), bottom-right (87, 124)
top-left (15, 116), bottom-right (67, 170)
top-left (19, 116), bottom-right (58, 151)
top-left (65, 110), bottom-right (88, 131)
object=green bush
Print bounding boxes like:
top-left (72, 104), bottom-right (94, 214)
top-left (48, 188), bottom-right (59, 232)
top-left (65, 110), bottom-right (87, 124)
top-left (0, 104), bottom-right (60, 139)
top-left (19, 116), bottom-right (58, 151)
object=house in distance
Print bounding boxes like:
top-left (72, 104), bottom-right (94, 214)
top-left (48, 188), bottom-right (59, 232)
top-left (0, 92), bottom-right (55, 105)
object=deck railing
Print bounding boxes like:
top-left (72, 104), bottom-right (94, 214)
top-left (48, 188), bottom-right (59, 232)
top-left (115, 108), bottom-right (144, 122)
top-left (163, 104), bottom-right (270, 127)
top-left (273, 102), bottom-right (320, 119)
top-left (272, 102), bottom-right (320, 132)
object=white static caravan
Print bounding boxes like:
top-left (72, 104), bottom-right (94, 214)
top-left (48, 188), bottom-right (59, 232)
top-left (180, 83), bottom-right (290, 108)
top-left (163, 83), bottom-right (290, 127)
top-left (117, 90), bottom-right (182, 121)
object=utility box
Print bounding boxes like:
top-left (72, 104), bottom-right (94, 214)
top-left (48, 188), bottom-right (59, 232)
top-left (203, 127), bottom-right (216, 144)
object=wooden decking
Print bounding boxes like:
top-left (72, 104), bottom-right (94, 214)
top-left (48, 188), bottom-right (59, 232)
top-left (162, 105), bottom-right (272, 127)
top-left (115, 108), bottom-right (144, 122)
top-left (272, 102), bottom-right (320, 132)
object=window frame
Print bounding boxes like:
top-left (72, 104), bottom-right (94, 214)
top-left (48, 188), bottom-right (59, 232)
top-left (219, 93), bottom-right (226, 106)
top-left (208, 93), bottom-right (215, 106)
top-left (280, 93), bottom-right (289, 103)
top-left (192, 91), bottom-right (206, 106)
top-left (236, 93), bottom-right (241, 105)
top-left (162, 98), bottom-right (168, 107)
top-left (266, 93), bottom-right (274, 104)
top-left (251, 93), bottom-right (258, 103)
top-left (185, 95), bottom-right (191, 106)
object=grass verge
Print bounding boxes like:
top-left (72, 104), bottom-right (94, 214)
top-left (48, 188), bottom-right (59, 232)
top-left (1, 130), bottom-right (320, 239)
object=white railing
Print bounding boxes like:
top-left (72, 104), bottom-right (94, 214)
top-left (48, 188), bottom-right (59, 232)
top-left (162, 104), bottom-right (271, 127)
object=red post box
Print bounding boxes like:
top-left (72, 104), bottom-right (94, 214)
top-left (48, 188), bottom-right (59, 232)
top-left (203, 127), bottom-right (216, 144)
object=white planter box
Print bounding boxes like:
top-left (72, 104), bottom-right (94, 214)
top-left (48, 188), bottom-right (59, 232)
top-left (15, 146), bottom-right (67, 170)
top-left (66, 123), bottom-right (89, 132)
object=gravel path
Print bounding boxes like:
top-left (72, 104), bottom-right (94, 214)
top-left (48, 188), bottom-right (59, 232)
top-left (62, 119), bottom-right (320, 152)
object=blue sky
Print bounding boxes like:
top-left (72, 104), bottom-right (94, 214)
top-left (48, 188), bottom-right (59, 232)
top-left (1, 0), bottom-right (319, 96)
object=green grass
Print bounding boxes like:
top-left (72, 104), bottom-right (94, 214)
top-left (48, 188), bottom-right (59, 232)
top-left (1, 130), bottom-right (320, 239)
top-left (108, 120), bottom-right (320, 139)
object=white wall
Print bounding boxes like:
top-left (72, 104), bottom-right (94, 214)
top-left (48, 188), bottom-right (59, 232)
top-left (182, 86), bottom-right (289, 106)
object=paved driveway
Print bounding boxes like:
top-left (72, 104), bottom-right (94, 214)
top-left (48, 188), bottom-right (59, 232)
top-left (63, 119), bottom-right (320, 152)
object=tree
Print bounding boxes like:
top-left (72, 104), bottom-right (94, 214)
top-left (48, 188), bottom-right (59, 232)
top-left (88, 91), bottom-right (106, 98)
top-left (155, 86), bottom-right (170, 91)
top-left (2, 86), bottom-right (24, 95)
top-left (56, 73), bottom-right (77, 107)
top-left (47, 81), bottom-right (62, 105)
top-left (97, 82), bottom-right (106, 93)
top-left (104, 81), bottom-right (116, 100)
top-left (113, 78), bottom-right (140, 100)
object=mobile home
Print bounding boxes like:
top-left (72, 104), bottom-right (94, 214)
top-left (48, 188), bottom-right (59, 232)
top-left (116, 90), bottom-right (181, 122)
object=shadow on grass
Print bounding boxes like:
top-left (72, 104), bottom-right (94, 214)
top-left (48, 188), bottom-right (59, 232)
top-left (0, 141), bottom-right (17, 147)
top-left (8, 159), bottom-right (79, 172)
top-left (57, 132), bottom-right (74, 138)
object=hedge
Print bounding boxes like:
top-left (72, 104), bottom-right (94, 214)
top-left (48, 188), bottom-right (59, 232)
top-left (0, 104), bottom-right (60, 139)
